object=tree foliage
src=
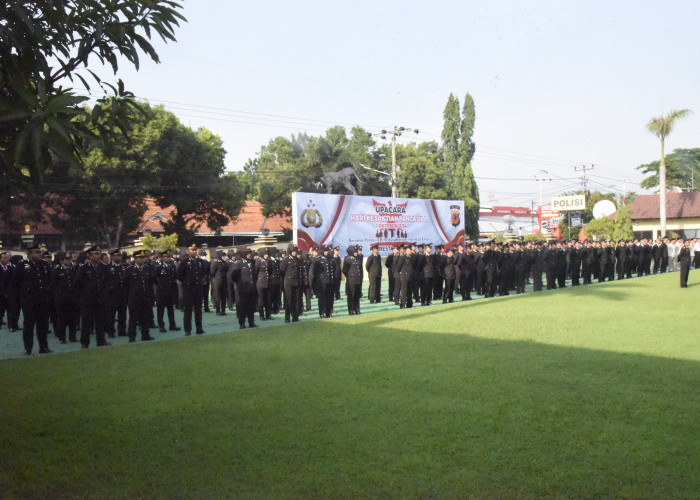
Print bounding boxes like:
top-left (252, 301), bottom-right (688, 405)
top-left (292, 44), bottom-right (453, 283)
top-left (612, 206), bottom-right (634, 241)
top-left (584, 216), bottom-right (615, 241)
top-left (440, 92), bottom-right (480, 239)
top-left (0, 0), bottom-right (185, 214)
top-left (637, 148), bottom-right (700, 191)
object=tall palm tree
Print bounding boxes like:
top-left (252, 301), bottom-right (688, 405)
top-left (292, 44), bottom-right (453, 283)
top-left (646, 109), bottom-right (692, 237)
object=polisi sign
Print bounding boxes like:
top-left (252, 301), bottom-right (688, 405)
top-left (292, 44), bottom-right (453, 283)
top-left (551, 195), bottom-right (585, 212)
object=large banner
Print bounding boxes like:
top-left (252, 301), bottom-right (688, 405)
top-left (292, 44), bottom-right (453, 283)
top-left (292, 192), bottom-right (465, 256)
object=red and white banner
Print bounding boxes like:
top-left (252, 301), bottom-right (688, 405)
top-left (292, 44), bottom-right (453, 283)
top-left (292, 192), bottom-right (465, 256)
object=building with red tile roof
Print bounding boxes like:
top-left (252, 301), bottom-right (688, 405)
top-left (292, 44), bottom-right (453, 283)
top-left (620, 191), bottom-right (700, 239)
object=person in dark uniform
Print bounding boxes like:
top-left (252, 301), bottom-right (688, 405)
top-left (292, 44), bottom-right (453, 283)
top-left (483, 241), bottom-right (499, 297)
top-left (280, 244), bottom-right (302, 323)
top-left (125, 250), bottom-right (156, 342)
top-left (154, 250), bottom-right (180, 333)
top-left (176, 244), bottom-right (207, 336)
top-left (6, 254), bottom-right (22, 332)
top-left (568, 241), bottom-right (582, 286)
top-left (75, 246), bottom-right (110, 349)
top-left (225, 250), bottom-right (237, 312)
top-left (442, 247), bottom-right (457, 303)
top-left (0, 251), bottom-right (12, 328)
top-left (615, 240), bottom-right (630, 280)
top-left (230, 247), bottom-right (258, 329)
top-left (268, 248), bottom-right (283, 315)
top-left (51, 251), bottom-right (79, 343)
top-left (531, 242), bottom-right (544, 291)
top-left (343, 245), bottom-right (363, 315)
top-left (432, 244), bottom-right (445, 302)
top-left (255, 248), bottom-right (272, 321)
top-left (210, 249), bottom-right (228, 316)
top-left (332, 246), bottom-right (342, 301)
top-left (392, 244), bottom-right (404, 306)
top-left (15, 246), bottom-right (53, 354)
top-left (413, 244), bottom-right (425, 303)
top-left (365, 243), bottom-right (382, 303)
top-left (198, 249), bottom-right (212, 313)
top-left (498, 243), bottom-right (513, 296)
top-left (678, 238), bottom-right (691, 288)
top-left (385, 245), bottom-right (397, 302)
top-left (396, 244), bottom-right (415, 308)
top-left (419, 243), bottom-right (436, 305)
top-left (104, 249), bottom-right (128, 337)
top-left (309, 245), bottom-right (336, 318)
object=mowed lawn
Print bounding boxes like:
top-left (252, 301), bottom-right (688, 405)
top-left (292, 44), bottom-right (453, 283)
top-left (1, 272), bottom-right (699, 498)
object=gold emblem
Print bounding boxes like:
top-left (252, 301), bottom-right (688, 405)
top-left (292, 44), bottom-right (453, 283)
top-left (450, 205), bottom-right (461, 227)
top-left (301, 200), bottom-right (323, 228)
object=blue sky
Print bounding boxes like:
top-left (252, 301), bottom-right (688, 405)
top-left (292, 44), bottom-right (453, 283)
top-left (89, 0), bottom-right (700, 208)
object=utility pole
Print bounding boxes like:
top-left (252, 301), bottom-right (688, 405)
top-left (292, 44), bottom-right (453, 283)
top-left (534, 170), bottom-right (552, 206)
top-left (368, 126), bottom-right (419, 197)
top-left (574, 164), bottom-right (595, 194)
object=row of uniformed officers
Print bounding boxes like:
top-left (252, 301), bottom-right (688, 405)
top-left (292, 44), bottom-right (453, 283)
top-left (2, 236), bottom-right (695, 355)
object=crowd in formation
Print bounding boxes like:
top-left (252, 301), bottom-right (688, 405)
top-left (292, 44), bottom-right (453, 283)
top-left (0, 235), bottom-right (697, 356)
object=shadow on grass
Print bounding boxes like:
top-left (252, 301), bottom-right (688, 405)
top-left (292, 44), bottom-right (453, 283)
top-left (1, 322), bottom-right (699, 498)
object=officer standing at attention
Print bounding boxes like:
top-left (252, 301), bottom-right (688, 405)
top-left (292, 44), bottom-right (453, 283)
top-left (210, 249), bottom-right (228, 316)
top-left (126, 249), bottom-right (156, 343)
top-left (230, 247), bottom-right (258, 329)
top-left (678, 238), bottom-right (691, 288)
top-left (280, 244), bottom-right (302, 323)
top-left (154, 249), bottom-right (180, 333)
top-left (365, 243), bottom-right (382, 303)
top-left (75, 246), bottom-right (110, 349)
top-left (51, 251), bottom-right (79, 343)
top-left (343, 245), bottom-right (363, 315)
top-left (176, 244), bottom-right (207, 336)
top-left (16, 245), bottom-right (53, 355)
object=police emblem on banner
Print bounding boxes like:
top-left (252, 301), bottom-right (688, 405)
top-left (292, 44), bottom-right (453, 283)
top-left (300, 200), bottom-right (323, 228)
top-left (450, 205), bottom-right (461, 227)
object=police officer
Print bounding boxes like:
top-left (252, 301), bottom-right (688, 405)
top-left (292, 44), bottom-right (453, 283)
top-left (176, 244), bottom-right (207, 336)
top-left (365, 243), bottom-right (382, 303)
top-left (15, 246), bottom-right (53, 354)
top-left (210, 249), bottom-right (228, 316)
top-left (75, 246), bottom-right (110, 349)
top-left (343, 245), bottom-right (362, 315)
top-left (230, 247), bottom-right (258, 329)
top-left (310, 245), bottom-right (336, 318)
top-left (280, 244), bottom-right (302, 323)
top-left (155, 249), bottom-right (180, 332)
top-left (51, 251), bottom-right (79, 343)
top-left (125, 250), bottom-right (156, 342)
top-left (255, 248), bottom-right (272, 321)
top-left (105, 248), bottom-right (128, 337)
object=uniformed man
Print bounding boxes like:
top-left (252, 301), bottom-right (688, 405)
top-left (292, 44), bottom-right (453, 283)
top-left (198, 249), bottom-right (212, 313)
top-left (678, 238), bottom-right (691, 288)
top-left (280, 244), bottom-right (302, 323)
top-left (230, 247), bottom-right (258, 329)
top-left (442, 247), bottom-right (457, 303)
top-left (342, 245), bottom-right (363, 315)
top-left (176, 244), bottom-right (207, 336)
top-left (51, 251), bottom-right (79, 343)
top-left (309, 245), bottom-right (336, 318)
top-left (154, 249), bottom-right (180, 333)
top-left (74, 246), bottom-right (110, 349)
top-left (210, 249), bottom-right (228, 316)
top-left (385, 245), bottom-right (397, 302)
top-left (124, 250), bottom-right (156, 342)
top-left (365, 243), bottom-right (382, 303)
top-left (15, 246), bottom-right (53, 354)
top-left (104, 248), bottom-right (128, 337)
top-left (396, 244), bottom-right (415, 309)
top-left (255, 248), bottom-right (272, 321)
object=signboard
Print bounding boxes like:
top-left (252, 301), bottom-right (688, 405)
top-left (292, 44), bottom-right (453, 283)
top-left (570, 212), bottom-right (582, 227)
top-left (292, 192), bottom-right (465, 256)
top-left (551, 194), bottom-right (586, 212)
top-left (538, 205), bottom-right (562, 233)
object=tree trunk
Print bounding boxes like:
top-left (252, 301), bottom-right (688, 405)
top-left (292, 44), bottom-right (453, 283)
top-left (659, 138), bottom-right (666, 238)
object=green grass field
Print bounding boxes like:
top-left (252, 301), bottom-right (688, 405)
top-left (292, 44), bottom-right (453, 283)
top-left (1, 272), bottom-right (699, 498)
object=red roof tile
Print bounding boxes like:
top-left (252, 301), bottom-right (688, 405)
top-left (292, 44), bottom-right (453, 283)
top-left (627, 191), bottom-right (700, 220)
top-left (137, 198), bottom-right (291, 235)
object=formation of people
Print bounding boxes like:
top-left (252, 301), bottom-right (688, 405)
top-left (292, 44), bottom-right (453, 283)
top-left (1, 235), bottom-right (696, 356)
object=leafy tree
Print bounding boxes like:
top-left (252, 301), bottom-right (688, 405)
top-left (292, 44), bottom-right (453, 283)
top-left (637, 148), bottom-right (700, 191)
top-left (584, 216), bottom-right (614, 241)
top-left (141, 233), bottom-right (178, 252)
top-left (440, 92), bottom-right (480, 239)
top-left (646, 109), bottom-right (692, 236)
top-left (0, 1), bottom-right (185, 214)
top-left (396, 141), bottom-right (447, 200)
top-left (612, 206), bottom-right (634, 241)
